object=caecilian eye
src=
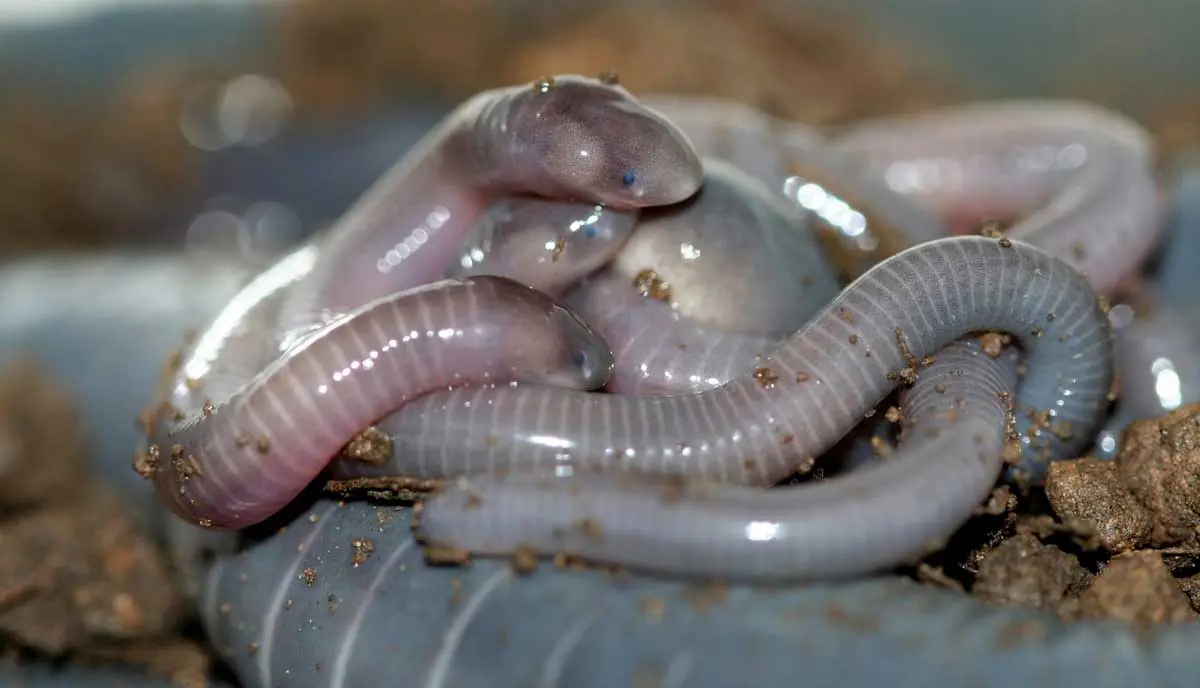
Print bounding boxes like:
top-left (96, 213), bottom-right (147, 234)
top-left (621, 170), bottom-right (637, 188)
top-left (572, 351), bottom-right (588, 367)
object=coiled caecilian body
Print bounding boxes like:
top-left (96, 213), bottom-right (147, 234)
top-left (337, 93), bottom-right (1159, 577)
top-left (142, 76), bottom-right (702, 529)
top-left (350, 94), bottom-right (1156, 484)
top-left (406, 236), bottom-right (1112, 580)
top-left (120, 79), bottom-right (1187, 687)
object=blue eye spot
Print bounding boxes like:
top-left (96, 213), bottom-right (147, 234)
top-left (621, 170), bottom-right (637, 188)
top-left (583, 225), bottom-right (598, 238)
top-left (572, 351), bottom-right (587, 367)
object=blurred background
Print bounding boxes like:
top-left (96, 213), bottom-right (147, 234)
top-left (0, 0), bottom-right (1197, 684)
top-left (3, 0), bottom-right (1199, 260)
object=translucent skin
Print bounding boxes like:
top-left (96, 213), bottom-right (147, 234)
top-left (567, 269), bottom-right (780, 395)
top-left (140, 75), bottom-right (703, 530)
top-left (830, 100), bottom-right (1160, 296)
top-left (97, 97), bottom-right (1187, 686)
top-left (455, 157), bottom-right (840, 397)
top-left (643, 96), bottom-right (951, 280)
top-left (347, 97), bottom-right (1153, 486)
top-left (447, 196), bottom-right (639, 296)
top-left (608, 158), bottom-right (839, 336)
top-left (277, 76), bottom-right (704, 344)
top-left (150, 94), bottom-right (1145, 583)
top-left (568, 158), bottom-right (839, 395)
top-left (334, 99), bottom-right (1156, 578)
top-left (346, 236), bottom-right (1113, 499)
top-left (149, 269), bottom-right (613, 529)
top-left (417, 340), bottom-right (1020, 581)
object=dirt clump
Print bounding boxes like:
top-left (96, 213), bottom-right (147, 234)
top-left (1043, 458), bottom-right (1152, 551)
top-left (1045, 404), bottom-right (1200, 552)
top-left (941, 404), bottom-right (1200, 626)
top-left (0, 359), bottom-right (205, 684)
top-left (0, 489), bottom-right (183, 654)
top-left (1072, 551), bottom-right (1196, 625)
top-left (972, 530), bottom-right (1090, 614)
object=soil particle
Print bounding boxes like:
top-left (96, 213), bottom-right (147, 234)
top-left (338, 426), bottom-right (393, 467)
top-left (1074, 551), bottom-right (1196, 626)
top-left (0, 489), bottom-right (183, 655)
top-left (1115, 404), bottom-right (1200, 548)
top-left (1044, 458), bottom-right (1152, 551)
top-left (972, 531), bottom-right (1090, 614)
top-left (1046, 404), bottom-right (1200, 552)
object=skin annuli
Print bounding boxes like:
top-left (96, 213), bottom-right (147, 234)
top-left (145, 275), bottom-right (613, 529)
top-left (413, 339), bottom-right (1018, 581)
top-left (344, 236), bottom-right (1112, 496)
top-left (565, 269), bottom-right (781, 395)
top-left (563, 157), bottom-right (841, 395)
top-left (339, 98), bottom-right (1149, 485)
top-left (140, 75), bottom-right (704, 530)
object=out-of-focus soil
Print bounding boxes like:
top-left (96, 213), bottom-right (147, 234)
top-left (0, 358), bottom-right (211, 686)
top-left (273, 0), bottom-right (964, 124)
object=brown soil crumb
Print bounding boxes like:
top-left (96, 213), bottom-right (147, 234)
top-left (1176, 571), bottom-right (1200, 613)
top-left (423, 546), bottom-right (472, 567)
top-left (0, 489), bottom-right (183, 655)
top-left (632, 269), bottom-right (673, 303)
top-left (1044, 458), bottom-right (1152, 551)
top-left (510, 547), bottom-right (539, 574)
top-left (752, 367), bottom-right (779, 389)
top-left (977, 332), bottom-right (1011, 358)
top-left (337, 426), bottom-right (393, 467)
top-left (1115, 404), bottom-right (1200, 548)
top-left (1075, 551), bottom-right (1196, 626)
top-left (1047, 404), bottom-right (1200, 552)
top-left (350, 538), bottom-right (374, 567)
top-left (0, 358), bottom-right (88, 510)
top-left (974, 485), bottom-right (1018, 518)
top-left (299, 568), bottom-right (318, 587)
top-left (972, 531), bottom-right (1089, 614)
